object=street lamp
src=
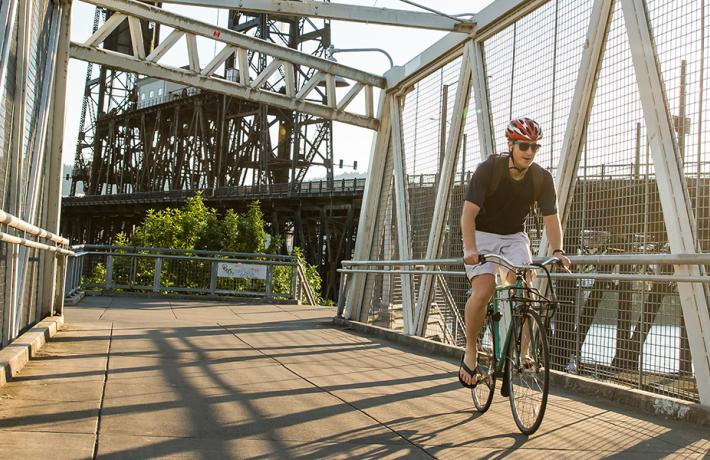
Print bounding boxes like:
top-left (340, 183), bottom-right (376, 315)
top-left (326, 44), bottom-right (394, 69)
top-left (316, 52), bottom-right (350, 88)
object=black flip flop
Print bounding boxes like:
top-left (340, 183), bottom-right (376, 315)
top-left (458, 357), bottom-right (479, 389)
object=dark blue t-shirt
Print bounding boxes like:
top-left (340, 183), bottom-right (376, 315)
top-left (464, 156), bottom-right (557, 235)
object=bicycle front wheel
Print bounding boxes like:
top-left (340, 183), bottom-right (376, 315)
top-left (506, 309), bottom-right (549, 435)
top-left (472, 313), bottom-right (496, 412)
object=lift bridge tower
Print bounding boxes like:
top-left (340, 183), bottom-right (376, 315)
top-left (70, 3), bottom-right (335, 195)
top-left (66, 2), bottom-right (357, 300)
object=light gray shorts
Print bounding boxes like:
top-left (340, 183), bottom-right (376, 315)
top-left (464, 230), bottom-right (532, 282)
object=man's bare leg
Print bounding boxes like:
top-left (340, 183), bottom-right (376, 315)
top-left (460, 273), bottom-right (496, 385)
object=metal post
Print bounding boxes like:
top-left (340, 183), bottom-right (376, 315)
top-left (106, 255), bottom-right (114, 291)
top-left (389, 96), bottom-right (415, 334)
top-left (345, 92), bottom-right (391, 321)
top-left (414, 41), bottom-right (473, 336)
top-left (41, 1), bottom-right (72, 318)
top-left (209, 261), bottom-right (217, 294)
top-left (265, 265), bottom-right (273, 300)
top-left (336, 272), bottom-right (347, 317)
top-left (678, 59), bottom-right (687, 163)
top-left (54, 255), bottom-right (67, 316)
top-left (439, 83), bottom-right (448, 171)
top-left (634, 122), bottom-right (641, 179)
top-left (622, 0), bottom-right (710, 405)
top-left (153, 257), bottom-right (162, 291)
top-left (291, 262), bottom-right (298, 302)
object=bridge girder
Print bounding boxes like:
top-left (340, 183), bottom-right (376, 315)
top-left (72, 0), bottom-right (383, 130)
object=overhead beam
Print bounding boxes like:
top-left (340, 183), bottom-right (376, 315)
top-left (474, 0), bottom-right (550, 40)
top-left (84, 0), bottom-right (386, 88)
top-left (70, 43), bottom-right (379, 130)
top-left (159, 0), bottom-right (475, 32)
top-left (385, 0), bottom-right (548, 92)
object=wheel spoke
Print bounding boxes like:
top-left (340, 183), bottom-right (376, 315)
top-left (508, 310), bottom-right (549, 435)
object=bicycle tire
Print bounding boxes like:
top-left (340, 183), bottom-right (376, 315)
top-left (506, 309), bottom-right (549, 435)
top-left (472, 313), bottom-right (496, 412)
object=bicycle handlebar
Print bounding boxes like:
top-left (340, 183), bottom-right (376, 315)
top-left (478, 253), bottom-right (569, 273)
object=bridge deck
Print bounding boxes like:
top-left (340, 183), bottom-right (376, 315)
top-left (0, 297), bottom-right (708, 458)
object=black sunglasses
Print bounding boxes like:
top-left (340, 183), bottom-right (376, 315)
top-left (514, 141), bottom-right (541, 153)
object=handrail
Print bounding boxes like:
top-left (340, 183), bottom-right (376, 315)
top-left (337, 268), bottom-right (710, 283)
top-left (74, 244), bottom-right (294, 261)
top-left (341, 253), bottom-right (710, 266)
top-left (0, 209), bottom-right (69, 246)
top-left (0, 231), bottom-right (74, 256)
top-left (74, 250), bottom-right (296, 266)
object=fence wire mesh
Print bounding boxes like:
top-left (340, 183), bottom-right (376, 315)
top-left (351, 0), bottom-right (710, 403)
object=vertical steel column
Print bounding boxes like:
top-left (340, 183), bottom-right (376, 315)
top-left (622, 0), bottom-right (710, 405)
top-left (4, 0), bottom-right (32, 345)
top-left (538, 0), bottom-right (614, 257)
top-left (0, 0), bottom-right (18, 105)
top-left (389, 96), bottom-right (415, 334)
top-left (470, 41), bottom-right (496, 160)
top-left (414, 41), bottom-right (473, 336)
top-left (39, 1), bottom-right (69, 318)
top-left (344, 93), bottom-right (391, 322)
top-left (0, 0), bottom-right (18, 346)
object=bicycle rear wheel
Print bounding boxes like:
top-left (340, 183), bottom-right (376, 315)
top-left (506, 309), bottom-right (549, 435)
top-left (472, 313), bottom-right (496, 412)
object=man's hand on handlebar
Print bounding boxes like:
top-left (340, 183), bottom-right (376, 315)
top-left (463, 249), bottom-right (481, 265)
top-left (556, 254), bottom-right (572, 271)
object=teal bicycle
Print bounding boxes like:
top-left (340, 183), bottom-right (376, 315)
top-left (469, 253), bottom-right (566, 435)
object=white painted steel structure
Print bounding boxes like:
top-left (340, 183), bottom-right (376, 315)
top-left (1, 0), bottom-right (709, 408)
top-left (159, 0), bottom-right (475, 32)
top-left (0, 0), bottom-right (72, 346)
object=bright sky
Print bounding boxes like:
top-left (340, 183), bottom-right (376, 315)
top-left (63, 0), bottom-right (494, 178)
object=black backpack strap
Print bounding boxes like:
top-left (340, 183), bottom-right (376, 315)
top-left (529, 163), bottom-right (546, 241)
top-left (486, 153), bottom-right (509, 198)
top-left (530, 163), bottom-right (544, 204)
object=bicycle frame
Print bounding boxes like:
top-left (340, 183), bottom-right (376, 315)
top-left (489, 274), bottom-right (527, 374)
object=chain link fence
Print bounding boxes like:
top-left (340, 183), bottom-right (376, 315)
top-left (345, 0), bottom-right (710, 403)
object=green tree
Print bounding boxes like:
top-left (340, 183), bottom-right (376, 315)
top-left (235, 201), bottom-right (267, 253)
top-left (86, 194), bottom-right (325, 303)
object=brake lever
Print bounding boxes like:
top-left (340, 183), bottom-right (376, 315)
top-left (556, 258), bottom-right (572, 274)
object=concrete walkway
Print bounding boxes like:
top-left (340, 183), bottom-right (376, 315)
top-left (0, 296), bottom-right (708, 459)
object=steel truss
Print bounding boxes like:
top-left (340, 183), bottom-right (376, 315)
top-left (343, 0), bottom-right (710, 406)
top-left (70, 0), bottom-right (376, 195)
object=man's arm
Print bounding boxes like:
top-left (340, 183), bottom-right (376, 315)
top-left (543, 214), bottom-right (571, 268)
top-left (461, 201), bottom-right (481, 265)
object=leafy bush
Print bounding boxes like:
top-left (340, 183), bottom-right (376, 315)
top-left (86, 193), bottom-right (324, 302)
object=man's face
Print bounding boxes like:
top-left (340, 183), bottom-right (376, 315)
top-left (508, 140), bottom-right (540, 169)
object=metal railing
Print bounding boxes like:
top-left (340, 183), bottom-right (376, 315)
top-left (0, 209), bottom-right (73, 347)
top-left (338, 253), bottom-right (710, 403)
top-left (62, 178), bottom-right (367, 203)
top-left (66, 245), bottom-right (317, 304)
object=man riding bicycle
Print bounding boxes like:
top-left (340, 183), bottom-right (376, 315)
top-left (459, 117), bottom-right (571, 388)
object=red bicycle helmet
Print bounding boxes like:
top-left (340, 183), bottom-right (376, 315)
top-left (505, 117), bottom-right (542, 142)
